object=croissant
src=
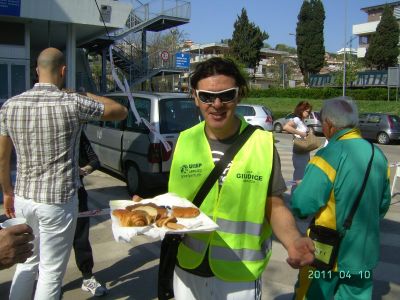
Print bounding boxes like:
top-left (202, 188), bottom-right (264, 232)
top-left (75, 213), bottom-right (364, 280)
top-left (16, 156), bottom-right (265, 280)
top-left (156, 216), bottom-right (177, 227)
top-left (112, 209), bottom-right (128, 219)
top-left (113, 209), bottom-right (153, 227)
top-left (172, 206), bottom-right (200, 218)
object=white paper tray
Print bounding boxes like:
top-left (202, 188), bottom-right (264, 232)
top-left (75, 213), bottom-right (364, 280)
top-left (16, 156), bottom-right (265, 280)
top-left (110, 193), bottom-right (219, 242)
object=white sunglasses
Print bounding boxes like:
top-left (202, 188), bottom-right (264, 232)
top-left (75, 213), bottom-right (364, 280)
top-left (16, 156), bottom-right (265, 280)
top-left (195, 87), bottom-right (239, 104)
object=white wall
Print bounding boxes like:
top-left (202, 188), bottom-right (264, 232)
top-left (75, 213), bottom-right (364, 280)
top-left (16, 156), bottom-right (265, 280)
top-left (20, 0), bottom-right (131, 28)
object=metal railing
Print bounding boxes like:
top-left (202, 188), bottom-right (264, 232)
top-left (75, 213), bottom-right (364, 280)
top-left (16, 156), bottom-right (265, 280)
top-left (133, 0), bottom-right (190, 23)
top-left (112, 0), bottom-right (190, 37)
top-left (109, 45), bottom-right (188, 86)
top-left (309, 70), bottom-right (388, 87)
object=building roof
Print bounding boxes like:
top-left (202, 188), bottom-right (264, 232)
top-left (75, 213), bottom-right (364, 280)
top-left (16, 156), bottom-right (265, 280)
top-left (361, 1), bottom-right (400, 13)
top-left (260, 48), bottom-right (290, 56)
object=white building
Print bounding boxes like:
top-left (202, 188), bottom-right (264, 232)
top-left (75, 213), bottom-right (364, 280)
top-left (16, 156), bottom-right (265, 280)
top-left (352, 1), bottom-right (400, 58)
top-left (336, 47), bottom-right (357, 56)
top-left (0, 0), bottom-right (131, 102)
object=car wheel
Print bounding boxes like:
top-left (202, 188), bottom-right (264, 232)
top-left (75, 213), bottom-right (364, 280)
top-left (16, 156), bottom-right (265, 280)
top-left (377, 132), bottom-right (390, 145)
top-left (125, 163), bottom-right (141, 196)
top-left (274, 123), bottom-right (283, 133)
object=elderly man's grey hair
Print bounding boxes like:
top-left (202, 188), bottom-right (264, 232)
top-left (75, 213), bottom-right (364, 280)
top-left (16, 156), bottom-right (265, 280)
top-left (320, 97), bottom-right (359, 129)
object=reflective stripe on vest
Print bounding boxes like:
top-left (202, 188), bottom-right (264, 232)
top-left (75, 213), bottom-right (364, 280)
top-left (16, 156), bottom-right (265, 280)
top-left (216, 218), bottom-right (264, 236)
top-left (182, 235), bottom-right (208, 253)
top-left (182, 235), bottom-right (272, 262)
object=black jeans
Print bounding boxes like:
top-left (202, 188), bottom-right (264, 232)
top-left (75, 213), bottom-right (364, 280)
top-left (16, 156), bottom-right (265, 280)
top-left (73, 186), bottom-right (94, 279)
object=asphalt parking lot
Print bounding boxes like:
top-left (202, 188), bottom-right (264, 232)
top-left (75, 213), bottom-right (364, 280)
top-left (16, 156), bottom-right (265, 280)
top-left (0, 133), bottom-right (399, 299)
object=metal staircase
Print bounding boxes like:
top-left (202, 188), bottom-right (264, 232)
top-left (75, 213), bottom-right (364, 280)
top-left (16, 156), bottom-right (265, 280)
top-left (113, 0), bottom-right (190, 38)
top-left (81, 0), bottom-right (191, 91)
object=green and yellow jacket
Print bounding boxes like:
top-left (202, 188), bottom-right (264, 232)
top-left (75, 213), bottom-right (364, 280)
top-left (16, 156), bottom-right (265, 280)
top-left (291, 128), bottom-right (391, 273)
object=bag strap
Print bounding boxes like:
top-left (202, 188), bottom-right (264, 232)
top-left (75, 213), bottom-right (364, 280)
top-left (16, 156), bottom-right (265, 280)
top-left (192, 125), bottom-right (257, 207)
top-left (342, 142), bottom-right (375, 230)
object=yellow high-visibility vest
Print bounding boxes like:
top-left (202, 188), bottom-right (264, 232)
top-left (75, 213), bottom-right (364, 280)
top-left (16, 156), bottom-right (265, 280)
top-left (169, 120), bottom-right (274, 281)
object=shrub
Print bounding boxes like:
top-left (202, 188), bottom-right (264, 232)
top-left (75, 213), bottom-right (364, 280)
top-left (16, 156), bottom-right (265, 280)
top-left (248, 87), bottom-right (393, 101)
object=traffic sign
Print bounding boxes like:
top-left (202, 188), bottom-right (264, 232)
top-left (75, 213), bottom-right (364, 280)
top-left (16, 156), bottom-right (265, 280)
top-left (160, 50), bottom-right (169, 62)
top-left (175, 52), bottom-right (190, 69)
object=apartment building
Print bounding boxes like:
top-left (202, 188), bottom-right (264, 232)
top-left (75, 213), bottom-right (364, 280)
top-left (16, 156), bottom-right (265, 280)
top-left (353, 1), bottom-right (400, 58)
top-left (187, 42), bottom-right (302, 88)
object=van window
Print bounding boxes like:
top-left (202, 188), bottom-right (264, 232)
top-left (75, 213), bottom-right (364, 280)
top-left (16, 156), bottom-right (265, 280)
top-left (126, 97), bottom-right (151, 131)
top-left (159, 98), bottom-right (199, 134)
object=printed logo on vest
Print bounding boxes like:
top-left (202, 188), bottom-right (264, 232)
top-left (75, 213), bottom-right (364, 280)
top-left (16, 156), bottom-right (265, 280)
top-left (236, 171), bottom-right (263, 183)
top-left (180, 163), bottom-right (203, 178)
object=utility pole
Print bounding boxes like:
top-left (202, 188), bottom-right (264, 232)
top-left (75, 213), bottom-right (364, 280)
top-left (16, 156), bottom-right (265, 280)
top-left (342, 0), bottom-right (347, 97)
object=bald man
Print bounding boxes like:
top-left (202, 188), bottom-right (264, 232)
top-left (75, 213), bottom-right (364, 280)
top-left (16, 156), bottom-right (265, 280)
top-left (0, 47), bottom-right (127, 300)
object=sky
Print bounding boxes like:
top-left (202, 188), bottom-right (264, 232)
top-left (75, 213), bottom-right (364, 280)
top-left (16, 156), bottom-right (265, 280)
top-left (170, 0), bottom-right (394, 53)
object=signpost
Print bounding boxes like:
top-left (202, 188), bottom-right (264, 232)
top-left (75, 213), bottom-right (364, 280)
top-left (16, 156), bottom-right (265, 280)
top-left (175, 52), bottom-right (190, 69)
top-left (387, 66), bottom-right (400, 101)
top-left (160, 50), bottom-right (169, 62)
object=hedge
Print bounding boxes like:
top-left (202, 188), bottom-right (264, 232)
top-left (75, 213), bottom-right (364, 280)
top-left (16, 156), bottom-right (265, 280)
top-left (248, 87), bottom-right (395, 101)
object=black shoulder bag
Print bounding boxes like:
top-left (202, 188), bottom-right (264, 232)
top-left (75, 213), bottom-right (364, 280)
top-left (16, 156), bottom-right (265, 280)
top-left (308, 142), bottom-right (375, 270)
top-left (157, 125), bottom-right (257, 300)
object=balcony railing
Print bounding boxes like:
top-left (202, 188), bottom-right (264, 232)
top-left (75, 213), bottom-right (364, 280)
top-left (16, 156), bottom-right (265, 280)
top-left (112, 0), bottom-right (190, 37)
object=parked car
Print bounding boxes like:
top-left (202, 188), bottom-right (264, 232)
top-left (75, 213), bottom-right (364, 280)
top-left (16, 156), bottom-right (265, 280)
top-left (85, 92), bottom-right (202, 195)
top-left (359, 113), bottom-right (400, 144)
top-left (235, 104), bottom-right (273, 131)
top-left (273, 111), bottom-right (323, 134)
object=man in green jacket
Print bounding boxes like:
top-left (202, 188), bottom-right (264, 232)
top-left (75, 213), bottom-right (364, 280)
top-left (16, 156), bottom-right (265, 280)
top-left (291, 97), bottom-right (391, 300)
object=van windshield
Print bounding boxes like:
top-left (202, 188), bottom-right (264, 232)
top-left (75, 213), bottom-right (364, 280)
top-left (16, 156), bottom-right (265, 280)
top-left (159, 98), bottom-right (201, 134)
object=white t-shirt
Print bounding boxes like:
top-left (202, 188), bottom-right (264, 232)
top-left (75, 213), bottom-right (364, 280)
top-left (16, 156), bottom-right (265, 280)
top-left (291, 117), bottom-right (308, 139)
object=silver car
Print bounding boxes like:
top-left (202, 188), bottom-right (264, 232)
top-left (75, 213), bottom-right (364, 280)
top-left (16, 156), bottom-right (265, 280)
top-left (235, 104), bottom-right (273, 131)
top-left (273, 111), bottom-right (323, 134)
top-left (85, 92), bottom-right (201, 195)
top-left (359, 113), bottom-right (400, 144)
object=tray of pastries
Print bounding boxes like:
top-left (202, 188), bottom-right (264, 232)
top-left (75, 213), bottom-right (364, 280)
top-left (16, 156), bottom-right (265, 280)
top-left (109, 193), bottom-right (219, 242)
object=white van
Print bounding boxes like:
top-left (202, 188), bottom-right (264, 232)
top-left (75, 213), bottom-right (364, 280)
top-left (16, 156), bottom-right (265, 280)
top-left (85, 91), bottom-right (201, 195)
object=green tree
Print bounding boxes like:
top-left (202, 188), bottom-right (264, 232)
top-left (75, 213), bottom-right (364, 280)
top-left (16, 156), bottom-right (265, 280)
top-left (296, 0), bottom-right (326, 85)
top-left (229, 8), bottom-right (268, 71)
top-left (365, 5), bottom-right (400, 70)
top-left (224, 54), bottom-right (250, 84)
top-left (333, 59), bottom-right (363, 87)
top-left (275, 44), bottom-right (297, 54)
top-left (147, 28), bottom-right (187, 56)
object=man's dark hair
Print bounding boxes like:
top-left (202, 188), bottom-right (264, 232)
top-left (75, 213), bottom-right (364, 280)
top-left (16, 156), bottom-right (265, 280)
top-left (190, 57), bottom-right (249, 97)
